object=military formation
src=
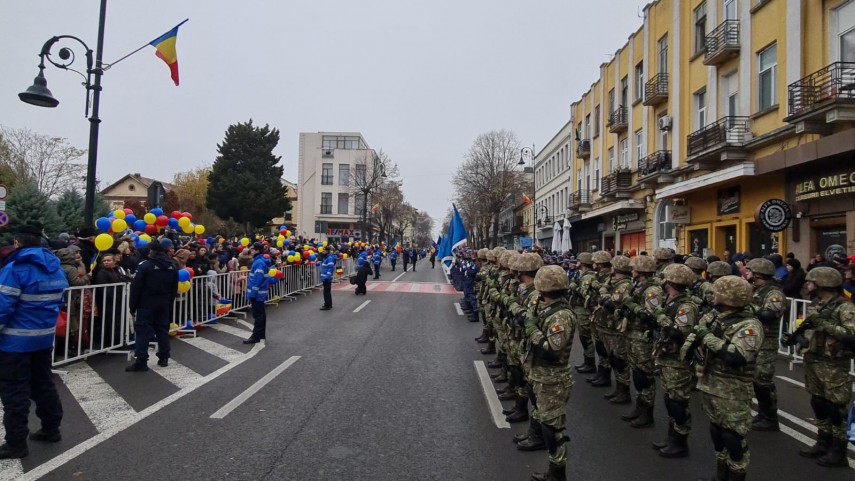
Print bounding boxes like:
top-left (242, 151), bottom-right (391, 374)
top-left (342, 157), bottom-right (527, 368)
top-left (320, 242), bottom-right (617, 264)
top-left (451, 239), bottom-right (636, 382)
top-left (460, 246), bottom-right (855, 481)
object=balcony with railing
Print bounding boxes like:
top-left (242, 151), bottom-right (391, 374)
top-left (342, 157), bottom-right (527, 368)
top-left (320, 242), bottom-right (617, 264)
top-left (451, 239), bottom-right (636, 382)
top-left (786, 62), bottom-right (855, 126)
top-left (643, 73), bottom-right (669, 106)
top-left (569, 190), bottom-right (592, 213)
top-left (703, 20), bottom-right (740, 66)
top-left (686, 117), bottom-right (751, 166)
top-left (608, 107), bottom-right (628, 133)
top-left (600, 169), bottom-right (634, 198)
top-left (637, 151), bottom-right (673, 184)
top-left (576, 139), bottom-right (591, 159)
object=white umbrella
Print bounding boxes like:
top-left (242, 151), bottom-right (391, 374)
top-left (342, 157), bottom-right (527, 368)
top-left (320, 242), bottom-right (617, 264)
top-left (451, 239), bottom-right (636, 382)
top-left (552, 221), bottom-right (562, 252)
top-left (562, 221), bottom-right (573, 253)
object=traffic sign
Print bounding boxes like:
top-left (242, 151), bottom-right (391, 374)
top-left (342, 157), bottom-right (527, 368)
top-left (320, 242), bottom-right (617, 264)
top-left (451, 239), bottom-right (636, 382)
top-left (0, 211), bottom-right (9, 227)
top-left (0, 184), bottom-right (8, 200)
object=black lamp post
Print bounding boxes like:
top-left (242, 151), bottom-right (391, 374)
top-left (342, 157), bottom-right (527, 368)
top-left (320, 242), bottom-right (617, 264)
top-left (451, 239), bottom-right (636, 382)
top-left (19, 0), bottom-right (108, 230)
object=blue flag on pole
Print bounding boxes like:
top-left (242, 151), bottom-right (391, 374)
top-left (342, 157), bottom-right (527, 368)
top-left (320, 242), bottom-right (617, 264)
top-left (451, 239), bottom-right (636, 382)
top-left (450, 205), bottom-right (468, 250)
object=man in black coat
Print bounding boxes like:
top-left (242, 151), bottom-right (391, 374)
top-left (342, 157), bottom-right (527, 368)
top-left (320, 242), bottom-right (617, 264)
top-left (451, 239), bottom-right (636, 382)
top-left (402, 249), bottom-right (410, 272)
top-left (354, 262), bottom-right (372, 295)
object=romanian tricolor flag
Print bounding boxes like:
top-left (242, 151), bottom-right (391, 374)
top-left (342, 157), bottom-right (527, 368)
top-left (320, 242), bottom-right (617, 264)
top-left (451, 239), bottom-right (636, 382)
top-left (371, 203), bottom-right (380, 213)
top-left (149, 19), bottom-right (189, 86)
top-left (522, 194), bottom-right (532, 204)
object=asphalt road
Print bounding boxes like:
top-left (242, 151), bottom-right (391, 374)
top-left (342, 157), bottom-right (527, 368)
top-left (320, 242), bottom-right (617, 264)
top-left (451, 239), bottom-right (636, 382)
top-left (6, 259), bottom-right (854, 480)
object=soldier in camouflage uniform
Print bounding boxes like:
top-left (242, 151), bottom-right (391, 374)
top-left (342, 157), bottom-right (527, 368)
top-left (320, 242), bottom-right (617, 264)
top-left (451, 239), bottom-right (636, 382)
top-left (685, 256), bottom-right (712, 312)
top-left (653, 247), bottom-right (675, 282)
top-left (600, 255), bottom-right (634, 405)
top-left (570, 253), bottom-right (597, 374)
top-left (681, 275), bottom-right (764, 481)
top-left (525, 265), bottom-right (577, 481)
top-left (488, 251), bottom-right (514, 383)
top-left (477, 249), bottom-right (500, 351)
top-left (474, 249), bottom-right (491, 343)
top-left (743, 258), bottom-right (786, 432)
top-left (621, 255), bottom-right (663, 428)
top-left (587, 251), bottom-right (614, 388)
top-left (784, 267), bottom-right (855, 468)
top-left (651, 263), bottom-right (698, 458)
top-left (498, 252), bottom-right (526, 422)
top-left (704, 261), bottom-right (733, 312)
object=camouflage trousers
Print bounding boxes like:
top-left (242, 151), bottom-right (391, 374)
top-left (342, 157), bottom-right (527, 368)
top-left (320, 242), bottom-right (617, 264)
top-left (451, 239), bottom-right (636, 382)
top-left (532, 377), bottom-right (574, 467)
top-left (805, 355), bottom-right (853, 440)
top-left (572, 306), bottom-right (594, 359)
top-left (659, 362), bottom-right (694, 435)
top-left (753, 348), bottom-right (777, 387)
top-left (591, 310), bottom-right (610, 370)
top-left (702, 392), bottom-right (752, 474)
top-left (600, 329), bottom-right (630, 386)
top-left (627, 333), bottom-right (656, 406)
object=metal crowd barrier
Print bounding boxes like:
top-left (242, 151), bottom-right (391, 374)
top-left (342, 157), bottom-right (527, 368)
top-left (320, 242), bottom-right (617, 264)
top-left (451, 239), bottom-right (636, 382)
top-left (51, 257), bottom-right (356, 367)
top-left (777, 297), bottom-right (855, 378)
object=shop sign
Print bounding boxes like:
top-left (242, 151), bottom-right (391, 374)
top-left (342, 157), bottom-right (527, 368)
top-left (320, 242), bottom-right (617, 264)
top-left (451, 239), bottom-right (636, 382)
top-left (668, 205), bottom-right (691, 224)
top-left (754, 199), bottom-right (792, 232)
top-left (717, 186), bottom-right (741, 216)
top-left (326, 228), bottom-right (355, 237)
top-left (612, 212), bottom-right (640, 231)
top-left (794, 170), bottom-right (855, 202)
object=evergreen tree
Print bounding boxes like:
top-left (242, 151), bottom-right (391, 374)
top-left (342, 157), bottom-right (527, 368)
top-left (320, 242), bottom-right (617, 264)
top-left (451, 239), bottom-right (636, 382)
top-left (206, 120), bottom-right (290, 230)
top-left (53, 188), bottom-right (84, 234)
top-left (0, 182), bottom-right (61, 244)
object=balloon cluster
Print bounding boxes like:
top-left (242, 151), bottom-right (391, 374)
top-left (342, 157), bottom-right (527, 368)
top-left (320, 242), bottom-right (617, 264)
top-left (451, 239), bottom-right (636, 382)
top-left (93, 208), bottom-right (206, 252)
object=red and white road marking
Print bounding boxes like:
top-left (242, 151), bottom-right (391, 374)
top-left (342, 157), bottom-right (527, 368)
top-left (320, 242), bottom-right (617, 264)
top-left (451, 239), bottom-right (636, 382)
top-left (334, 281), bottom-right (457, 294)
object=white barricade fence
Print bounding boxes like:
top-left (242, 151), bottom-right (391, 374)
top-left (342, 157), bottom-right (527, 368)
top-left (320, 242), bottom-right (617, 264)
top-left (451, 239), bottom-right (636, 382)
top-left (777, 297), bottom-right (855, 377)
top-left (53, 282), bottom-right (130, 367)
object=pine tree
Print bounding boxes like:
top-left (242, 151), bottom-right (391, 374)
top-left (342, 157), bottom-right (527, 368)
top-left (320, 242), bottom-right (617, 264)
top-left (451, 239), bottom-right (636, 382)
top-left (0, 182), bottom-right (61, 244)
top-left (53, 188), bottom-right (84, 234)
top-left (206, 120), bottom-right (290, 230)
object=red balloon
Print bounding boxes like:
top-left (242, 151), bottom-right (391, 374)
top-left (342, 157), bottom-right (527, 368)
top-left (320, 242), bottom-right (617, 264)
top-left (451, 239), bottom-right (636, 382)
top-left (275, 271), bottom-right (284, 280)
top-left (182, 212), bottom-right (192, 221)
top-left (279, 229), bottom-right (287, 236)
top-left (263, 254), bottom-right (270, 260)
top-left (145, 225), bottom-right (158, 235)
top-left (171, 211), bottom-right (181, 219)
top-left (156, 215), bottom-right (169, 227)
top-left (184, 267), bottom-right (195, 280)
top-left (237, 245), bottom-right (244, 253)
top-left (302, 251), bottom-right (310, 259)
top-left (123, 208), bottom-right (134, 216)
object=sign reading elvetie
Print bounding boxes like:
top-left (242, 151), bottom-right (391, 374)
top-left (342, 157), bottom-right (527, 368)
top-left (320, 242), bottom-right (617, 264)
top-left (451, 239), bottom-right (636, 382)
top-left (794, 170), bottom-right (855, 202)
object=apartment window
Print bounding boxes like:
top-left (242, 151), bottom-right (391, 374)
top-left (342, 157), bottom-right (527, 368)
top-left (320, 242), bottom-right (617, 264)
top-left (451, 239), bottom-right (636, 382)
top-left (694, 2), bottom-right (707, 54)
top-left (585, 114), bottom-right (591, 140)
top-left (608, 89), bottom-right (615, 113)
top-left (608, 147), bottom-right (615, 172)
top-left (338, 164), bottom-right (350, 186)
top-left (337, 193), bottom-right (349, 215)
top-left (577, 121), bottom-right (583, 141)
top-left (577, 169), bottom-right (582, 192)
top-left (635, 129), bottom-right (644, 162)
top-left (695, 89), bottom-right (707, 129)
top-left (594, 105), bottom-right (601, 137)
top-left (355, 193), bottom-right (365, 214)
top-left (723, 72), bottom-right (738, 117)
top-left (355, 164), bottom-right (366, 185)
top-left (320, 193), bottom-right (332, 214)
top-left (322, 135), bottom-right (365, 151)
top-left (758, 43), bottom-right (777, 111)
top-left (725, 0), bottom-right (738, 21)
top-left (634, 62), bottom-right (644, 101)
top-left (619, 138), bottom-right (629, 169)
top-left (620, 76), bottom-right (628, 107)
top-left (594, 158), bottom-right (600, 191)
top-left (321, 163), bottom-right (333, 185)
top-left (658, 113), bottom-right (669, 150)
top-left (658, 35), bottom-right (668, 74)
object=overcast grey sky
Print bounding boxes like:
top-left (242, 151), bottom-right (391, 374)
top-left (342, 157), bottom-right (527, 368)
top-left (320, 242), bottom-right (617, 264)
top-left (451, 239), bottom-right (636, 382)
top-left (1, 0), bottom-right (648, 233)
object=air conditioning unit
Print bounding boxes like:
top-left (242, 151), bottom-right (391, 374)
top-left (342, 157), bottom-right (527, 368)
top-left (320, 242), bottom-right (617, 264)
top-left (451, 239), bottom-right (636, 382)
top-left (658, 115), bottom-right (673, 131)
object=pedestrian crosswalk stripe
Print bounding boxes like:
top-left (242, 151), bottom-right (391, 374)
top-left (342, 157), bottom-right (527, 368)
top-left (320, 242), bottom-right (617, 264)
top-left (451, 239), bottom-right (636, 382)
top-left (181, 337), bottom-right (245, 363)
top-left (62, 363), bottom-right (137, 432)
top-left (409, 283), bottom-right (421, 293)
top-left (209, 322), bottom-right (252, 339)
top-left (151, 357), bottom-right (202, 390)
top-left (0, 405), bottom-right (24, 481)
top-left (332, 281), bottom-right (457, 294)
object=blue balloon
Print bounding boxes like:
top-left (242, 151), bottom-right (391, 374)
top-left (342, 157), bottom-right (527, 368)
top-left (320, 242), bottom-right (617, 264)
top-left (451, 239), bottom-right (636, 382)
top-left (150, 208), bottom-right (164, 217)
top-left (96, 217), bottom-right (112, 233)
top-left (283, 240), bottom-right (290, 247)
top-left (133, 220), bottom-right (147, 232)
top-left (125, 214), bottom-right (137, 225)
top-left (168, 218), bottom-right (179, 229)
top-left (207, 236), bottom-right (214, 245)
top-left (135, 239), bottom-right (149, 249)
top-left (309, 254), bottom-right (317, 262)
top-left (178, 269), bottom-right (190, 282)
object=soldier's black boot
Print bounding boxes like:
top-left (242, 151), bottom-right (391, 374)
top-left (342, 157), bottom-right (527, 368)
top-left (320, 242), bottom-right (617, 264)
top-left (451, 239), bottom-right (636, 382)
top-left (604, 383), bottom-right (620, 400)
top-left (621, 398), bottom-right (644, 421)
top-left (726, 468), bottom-right (746, 481)
top-left (480, 340), bottom-right (496, 355)
top-left (817, 437), bottom-right (849, 468)
top-left (652, 424), bottom-right (676, 450)
top-left (631, 404), bottom-right (655, 428)
top-left (609, 383), bottom-right (631, 404)
top-left (491, 370), bottom-right (508, 383)
top-left (530, 462), bottom-right (566, 481)
top-left (514, 418), bottom-right (542, 444)
top-left (751, 385), bottom-right (779, 431)
top-left (506, 397), bottom-right (529, 423)
top-left (475, 328), bottom-right (489, 343)
top-left (585, 363), bottom-right (603, 383)
top-left (714, 457), bottom-right (729, 481)
top-left (658, 430), bottom-right (689, 458)
top-left (574, 356), bottom-right (596, 373)
top-left (0, 442), bottom-right (28, 459)
top-left (498, 383), bottom-right (518, 400)
top-left (589, 367), bottom-right (612, 387)
top-left (799, 431), bottom-right (832, 458)
top-left (516, 427), bottom-right (547, 451)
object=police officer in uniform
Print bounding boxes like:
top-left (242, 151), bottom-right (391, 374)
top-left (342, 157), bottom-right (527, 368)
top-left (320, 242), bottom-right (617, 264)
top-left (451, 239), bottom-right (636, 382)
top-left (525, 265), bottom-right (576, 481)
top-left (244, 243), bottom-right (271, 344)
top-left (570, 253), bottom-right (597, 374)
top-left (743, 258), bottom-right (785, 431)
top-left (600, 255), bottom-right (634, 405)
top-left (784, 267), bottom-right (855, 467)
top-left (587, 250), bottom-right (614, 387)
top-left (650, 263), bottom-right (699, 458)
top-left (682, 276), bottom-right (764, 481)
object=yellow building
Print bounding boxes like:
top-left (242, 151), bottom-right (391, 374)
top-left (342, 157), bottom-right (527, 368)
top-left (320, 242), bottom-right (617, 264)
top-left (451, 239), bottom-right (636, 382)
top-left (268, 179), bottom-right (299, 235)
top-left (558, 0), bottom-right (855, 261)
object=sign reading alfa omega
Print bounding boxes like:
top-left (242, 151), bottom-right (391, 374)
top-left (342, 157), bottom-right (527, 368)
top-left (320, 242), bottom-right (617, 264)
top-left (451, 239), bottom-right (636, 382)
top-left (794, 170), bottom-right (855, 202)
top-left (754, 199), bottom-right (792, 233)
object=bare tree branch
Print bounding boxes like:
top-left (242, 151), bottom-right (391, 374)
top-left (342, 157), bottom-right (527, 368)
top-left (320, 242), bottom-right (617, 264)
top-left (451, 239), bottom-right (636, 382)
top-left (0, 125), bottom-right (86, 199)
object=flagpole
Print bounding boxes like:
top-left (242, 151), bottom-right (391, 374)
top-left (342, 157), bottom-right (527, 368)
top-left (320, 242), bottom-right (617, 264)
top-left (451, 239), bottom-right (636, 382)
top-left (103, 43), bottom-right (149, 70)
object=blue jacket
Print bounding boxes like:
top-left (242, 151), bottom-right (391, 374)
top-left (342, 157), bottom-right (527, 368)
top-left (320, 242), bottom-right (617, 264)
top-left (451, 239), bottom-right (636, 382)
top-left (320, 254), bottom-right (337, 282)
top-left (356, 252), bottom-right (368, 269)
top-left (246, 254), bottom-right (270, 302)
top-left (0, 247), bottom-right (69, 352)
top-left (390, 251), bottom-right (398, 261)
top-left (372, 252), bottom-right (381, 266)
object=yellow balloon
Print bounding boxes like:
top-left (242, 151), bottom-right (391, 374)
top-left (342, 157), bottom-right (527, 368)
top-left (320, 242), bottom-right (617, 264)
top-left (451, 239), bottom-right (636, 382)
top-left (276, 240), bottom-right (284, 248)
top-left (268, 268), bottom-right (278, 277)
top-left (181, 224), bottom-right (194, 234)
top-left (342, 253), bottom-right (348, 259)
top-left (322, 241), bottom-right (328, 247)
top-left (277, 235), bottom-right (285, 242)
top-left (111, 218), bottom-right (127, 232)
top-left (144, 213), bottom-right (156, 225)
top-left (240, 237), bottom-right (250, 247)
top-left (218, 238), bottom-right (225, 244)
top-left (177, 281), bottom-right (191, 293)
top-left (139, 234), bottom-right (152, 243)
top-left (194, 224), bottom-right (205, 235)
top-left (112, 209), bottom-right (126, 220)
top-left (285, 230), bottom-right (291, 237)
top-left (95, 233), bottom-right (114, 251)
top-left (178, 217), bottom-right (191, 228)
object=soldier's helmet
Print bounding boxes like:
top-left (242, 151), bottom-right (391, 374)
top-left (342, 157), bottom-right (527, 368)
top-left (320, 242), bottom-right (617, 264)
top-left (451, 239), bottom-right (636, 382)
top-left (516, 252), bottom-right (544, 273)
top-left (745, 258), bottom-right (775, 277)
top-left (485, 250), bottom-right (497, 262)
top-left (632, 255), bottom-right (657, 273)
top-left (662, 263), bottom-right (695, 286)
top-left (577, 252), bottom-right (594, 265)
top-left (611, 255), bottom-right (633, 273)
top-left (684, 256), bottom-right (708, 272)
top-left (495, 246), bottom-right (507, 253)
top-left (707, 261), bottom-right (732, 278)
top-left (506, 252), bottom-right (522, 271)
top-left (534, 265), bottom-right (570, 293)
top-left (591, 250), bottom-right (612, 265)
top-left (712, 275), bottom-right (754, 308)
top-left (805, 266), bottom-right (843, 288)
top-left (653, 247), bottom-right (675, 261)
top-left (477, 248), bottom-right (488, 260)
top-left (498, 250), bottom-right (514, 269)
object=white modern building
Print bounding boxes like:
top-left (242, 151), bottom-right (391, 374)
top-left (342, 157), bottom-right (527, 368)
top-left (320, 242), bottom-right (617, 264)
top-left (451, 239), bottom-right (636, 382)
top-left (533, 120), bottom-right (574, 250)
top-left (297, 132), bottom-right (375, 243)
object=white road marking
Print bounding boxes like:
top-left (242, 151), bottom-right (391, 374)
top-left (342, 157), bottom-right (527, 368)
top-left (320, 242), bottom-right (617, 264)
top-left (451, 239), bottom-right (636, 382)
top-left (210, 356), bottom-right (300, 419)
top-left (353, 300), bottom-right (371, 313)
top-left (181, 336), bottom-right (245, 363)
top-left (392, 272), bottom-right (407, 282)
top-left (236, 319), bottom-right (254, 330)
top-left (152, 357), bottom-right (203, 391)
top-left (776, 375), bottom-right (805, 388)
top-left (751, 409), bottom-right (854, 468)
top-left (474, 360), bottom-right (510, 429)
top-left (209, 322), bottom-right (252, 339)
top-left (386, 283), bottom-right (400, 292)
top-left (409, 283), bottom-right (421, 293)
top-left (454, 303), bottom-right (464, 316)
top-left (62, 362), bottom-right (136, 433)
top-left (18, 343), bottom-right (265, 481)
top-left (367, 283), bottom-right (380, 291)
top-left (0, 406), bottom-right (23, 481)
top-left (751, 401), bottom-right (855, 455)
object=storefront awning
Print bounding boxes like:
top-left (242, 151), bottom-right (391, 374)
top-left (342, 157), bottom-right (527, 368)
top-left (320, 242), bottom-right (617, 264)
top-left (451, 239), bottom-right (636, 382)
top-left (655, 162), bottom-right (754, 200)
top-left (581, 200), bottom-right (645, 220)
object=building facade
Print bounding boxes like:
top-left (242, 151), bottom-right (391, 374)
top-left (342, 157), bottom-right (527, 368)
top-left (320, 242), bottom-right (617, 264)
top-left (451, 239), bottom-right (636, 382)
top-left (268, 179), bottom-right (299, 235)
top-left (100, 173), bottom-right (174, 211)
top-left (533, 121), bottom-right (574, 250)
